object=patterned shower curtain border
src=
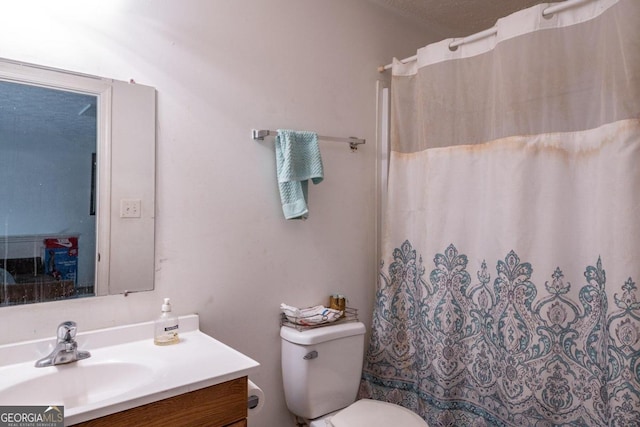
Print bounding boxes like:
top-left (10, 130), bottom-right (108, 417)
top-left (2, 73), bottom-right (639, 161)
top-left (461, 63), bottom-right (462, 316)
top-left (360, 240), bottom-right (640, 426)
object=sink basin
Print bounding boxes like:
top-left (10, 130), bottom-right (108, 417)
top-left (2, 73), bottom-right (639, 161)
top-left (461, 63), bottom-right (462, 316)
top-left (0, 314), bottom-right (260, 425)
top-left (0, 360), bottom-right (157, 408)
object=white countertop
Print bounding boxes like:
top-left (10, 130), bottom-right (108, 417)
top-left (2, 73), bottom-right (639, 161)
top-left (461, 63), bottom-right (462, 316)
top-left (0, 314), bottom-right (260, 425)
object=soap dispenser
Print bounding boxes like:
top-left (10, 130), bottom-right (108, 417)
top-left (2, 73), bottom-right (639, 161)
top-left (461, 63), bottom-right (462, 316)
top-left (154, 298), bottom-right (179, 345)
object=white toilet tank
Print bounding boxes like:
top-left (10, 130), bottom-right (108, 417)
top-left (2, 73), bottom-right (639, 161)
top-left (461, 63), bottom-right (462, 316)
top-left (281, 322), bottom-right (366, 420)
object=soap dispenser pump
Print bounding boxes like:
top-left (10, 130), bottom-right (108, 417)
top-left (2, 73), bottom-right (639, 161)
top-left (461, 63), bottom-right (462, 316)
top-left (154, 298), bottom-right (179, 345)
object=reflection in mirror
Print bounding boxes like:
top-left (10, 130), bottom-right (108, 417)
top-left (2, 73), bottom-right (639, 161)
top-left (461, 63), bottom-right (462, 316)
top-left (0, 59), bottom-right (156, 307)
top-left (0, 80), bottom-right (98, 305)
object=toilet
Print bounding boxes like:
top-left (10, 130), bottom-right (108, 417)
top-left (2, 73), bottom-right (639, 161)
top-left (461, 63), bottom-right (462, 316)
top-left (281, 322), bottom-right (428, 427)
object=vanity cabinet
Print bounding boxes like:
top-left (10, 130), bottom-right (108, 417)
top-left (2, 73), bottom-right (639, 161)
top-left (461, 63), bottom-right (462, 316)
top-left (72, 376), bottom-right (247, 427)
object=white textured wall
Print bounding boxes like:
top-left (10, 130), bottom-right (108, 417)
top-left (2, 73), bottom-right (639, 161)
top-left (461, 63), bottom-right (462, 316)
top-left (0, 1), bottom-right (435, 425)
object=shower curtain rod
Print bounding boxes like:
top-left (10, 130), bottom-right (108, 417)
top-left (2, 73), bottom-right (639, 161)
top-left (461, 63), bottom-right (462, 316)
top-left (378, 0), bottom-right (595, 72)
top-left (251, 129), bottom-right (366, 151)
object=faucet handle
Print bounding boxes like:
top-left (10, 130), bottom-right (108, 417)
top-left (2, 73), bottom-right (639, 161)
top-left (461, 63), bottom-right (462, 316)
top-left (57, 321), bottom-right (77, 342)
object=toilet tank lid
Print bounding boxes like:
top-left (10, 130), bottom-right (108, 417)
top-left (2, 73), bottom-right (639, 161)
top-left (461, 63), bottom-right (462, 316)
top-left (280, 322), bottom-right (365, 345)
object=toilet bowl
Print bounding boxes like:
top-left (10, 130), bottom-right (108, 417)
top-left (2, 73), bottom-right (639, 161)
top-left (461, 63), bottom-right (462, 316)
top-left (280, 322), bottom-right (428, 427)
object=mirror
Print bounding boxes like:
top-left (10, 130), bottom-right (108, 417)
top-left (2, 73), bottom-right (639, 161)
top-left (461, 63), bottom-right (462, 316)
top-left (0, 59), bottom-right (156, 306)
top-left (0, 81), bottom-right (97, 303)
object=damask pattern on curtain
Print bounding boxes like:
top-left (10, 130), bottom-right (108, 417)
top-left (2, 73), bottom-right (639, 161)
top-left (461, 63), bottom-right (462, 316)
top-left (359, 1), bottom-right (640, 426)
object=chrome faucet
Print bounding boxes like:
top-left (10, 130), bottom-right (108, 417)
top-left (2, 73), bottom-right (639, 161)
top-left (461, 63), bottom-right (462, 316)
top-left (35, 321), bottom-right (91, 367)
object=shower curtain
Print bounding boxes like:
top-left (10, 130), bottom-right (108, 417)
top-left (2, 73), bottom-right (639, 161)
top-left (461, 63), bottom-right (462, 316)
top-left (360, 1), bottom-right (640, 425)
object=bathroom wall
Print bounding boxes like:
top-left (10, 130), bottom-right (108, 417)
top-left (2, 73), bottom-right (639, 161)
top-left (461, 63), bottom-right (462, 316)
top-left (0, 1), bottom-right (437, 425)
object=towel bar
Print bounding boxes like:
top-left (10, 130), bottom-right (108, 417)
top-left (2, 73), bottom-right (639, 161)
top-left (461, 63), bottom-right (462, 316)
top-left (251, 129), bottom-right (365, 151)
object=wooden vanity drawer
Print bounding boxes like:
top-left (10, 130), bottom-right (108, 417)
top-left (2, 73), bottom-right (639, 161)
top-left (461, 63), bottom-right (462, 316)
top-left (73, 376), bottom-right (247, 427)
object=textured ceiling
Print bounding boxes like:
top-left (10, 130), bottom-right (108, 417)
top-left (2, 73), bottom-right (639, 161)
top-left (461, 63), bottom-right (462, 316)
top-left (371, 0), bottom-right (563, 38)
top-left (0, 80), bottom-right (96, 147)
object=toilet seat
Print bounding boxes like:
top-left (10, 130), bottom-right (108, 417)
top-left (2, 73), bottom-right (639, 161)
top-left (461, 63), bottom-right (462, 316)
top-left (327, 399), bottom-right (428, 427)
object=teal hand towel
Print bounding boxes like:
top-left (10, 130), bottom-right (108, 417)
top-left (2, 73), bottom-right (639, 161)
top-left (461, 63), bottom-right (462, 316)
top-left (275, 129), bottom-right (324, 219)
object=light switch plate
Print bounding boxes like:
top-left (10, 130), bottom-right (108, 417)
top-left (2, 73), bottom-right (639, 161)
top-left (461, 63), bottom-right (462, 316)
top-left (120, 199), bottom-right (142, 218)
